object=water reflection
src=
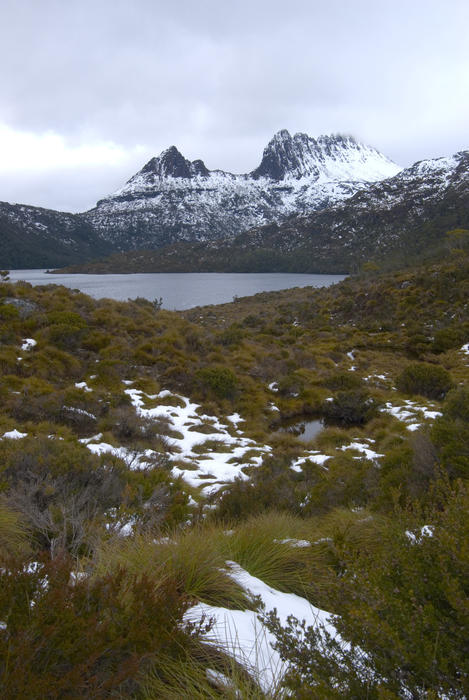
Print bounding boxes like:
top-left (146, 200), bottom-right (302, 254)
top-left (276, 416), bottom-right (325, 442)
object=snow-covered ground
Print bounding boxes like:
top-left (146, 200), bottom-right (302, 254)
top-left (340, 440), bottom-right (384, 461)
top-left (381, 399), bottom-right (442, 430)
top-left (81, 386), bottom-right (272, 494)
top-left (185, 561), bottom-right (335, 693)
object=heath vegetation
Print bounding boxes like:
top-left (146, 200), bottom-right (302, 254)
top-left (0, 252), bottom-right (467, 696)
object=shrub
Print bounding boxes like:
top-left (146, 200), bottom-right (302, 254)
top-left (323, 371), bottom-right (363, 391)
top-left (277, 372), bottom-right (305, 397)
top-left (0, 303), bottom-right (19, 321)
top-left (322, 389), bottom-right (377, 425)
top-left (0, 554), bottom-right (195, 698)
top-left (264, 486), bottom-right (469, 699)
top-left (196, 366), bottom-right (238, 399)
top-left (431, 401), bottom-right (469, 481)
top-left (6, 377), bottom-right (64, 423)
top-left (0, 436), bottom-right (124, 555)
top-left (212, 454), bottom-right (306, 521)
top-left (442, 385), bottom-right (469, 422)
top-left (432, 323), bottom-right (468, 353)
top-left (216, 325), bottom-right (244, 346)
top-left (396, 362), bottom-right (453, 400)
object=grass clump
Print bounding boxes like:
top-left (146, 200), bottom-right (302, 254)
top-left (94, 528), bottom-right (252, 610)
top-left (141, 648), bottom-right (270, 699)
top-left (216, 512), bottom-right (314, 599)
top-left (0, 501), bottom-right (30, 563)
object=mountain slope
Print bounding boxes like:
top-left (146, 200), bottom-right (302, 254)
top-left (82, 130), bottom-right (400, 250)
top-left (61, 150), bottom-right (469, 274)
top-left (0, 202), bottom-right (113, 269)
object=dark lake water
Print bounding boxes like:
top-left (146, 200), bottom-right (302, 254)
top-left (8, 270), bottom-right (346, 310)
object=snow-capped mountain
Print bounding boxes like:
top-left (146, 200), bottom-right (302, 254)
top-left (66, 148), bottom-right (469, 274)
top-left (204, 148), bottom-right (469, 272)
top-left (82, 130), bottom-right (401, 250)
top-left (3, 132), bottom-right (467, 273)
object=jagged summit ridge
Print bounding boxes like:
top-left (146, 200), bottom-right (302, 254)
top-left (86, 129), bottom-right (402, 250)
top-left (117, 129), bottom-right (399, 188)
top-left (251, 130), bottom-right (399, 181)
top-left (2, 143), bottom-right (468, 270)
top-left (139, 146), bottom-right (209, 179)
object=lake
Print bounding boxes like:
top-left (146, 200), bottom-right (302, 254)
top-left (8, 270), bottom-right (346, 310)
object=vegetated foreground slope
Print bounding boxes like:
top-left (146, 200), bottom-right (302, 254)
top-left (59, 149), bottom-right (469, 274)
top-left (0, 253), bottom-right (468, 697)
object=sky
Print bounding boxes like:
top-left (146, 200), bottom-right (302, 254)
top-left (0, 0), bottom-right (468, 212)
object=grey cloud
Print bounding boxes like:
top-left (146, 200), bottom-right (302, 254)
top-left (0, 0), bottom-right (468, 209)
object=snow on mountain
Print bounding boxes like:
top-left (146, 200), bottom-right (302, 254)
top-left (83, 130), bottom-right (401, 250)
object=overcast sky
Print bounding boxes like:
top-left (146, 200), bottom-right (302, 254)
top-left (1, 0), bottom-right (468, 212)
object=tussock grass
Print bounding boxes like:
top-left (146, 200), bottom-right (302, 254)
top-left (94, 528), bottom-right (252, 610)
top-left (0, 501), bottom-right (30, 562)
top-left (141, 646), bottom-right (271, 699)
top-left (300, 507), bottom-right (387, 605)
top-left (215, 512), bottom-right (315, 600)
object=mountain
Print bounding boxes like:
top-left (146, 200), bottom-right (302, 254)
top-left (0, 201), bottom-right (113, 269)
top-left (81, 130), bottom-right (401, 250)
top-left (3, 132), bottom-right (468, 273)
top-left (63, 149), bottom-right (469, 274)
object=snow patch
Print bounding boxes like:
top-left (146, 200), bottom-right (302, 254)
top-left (381, 400), bottom-right (442, 428)
top-left (2, 429), bottom-right (27, 440)
top-left (291, 452), bottom-right (330, 472)
top-left (340, 441), bottom-right (384, 461)
top-left (75, 381), bottom-right (92, 392)
top-left (123, 389), bottom-right (272, 491)
top-left (185, 561), bottom-right (335, 693)
top-left (274, 538), bottom-right (311, 548)
top-left (21, 338), bottom-right (37, 351)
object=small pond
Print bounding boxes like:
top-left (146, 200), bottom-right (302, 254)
top-left (275, 416), bottom-right (325, 442)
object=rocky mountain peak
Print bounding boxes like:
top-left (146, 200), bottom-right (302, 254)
top-left (92, 129), bottom-right (402, 250)
top-left (250, 129), bottom-right (316, 181)
top-left (251, 130), bottom-right (399, 182)
top-left (140, 146), bottom-right (209, 179)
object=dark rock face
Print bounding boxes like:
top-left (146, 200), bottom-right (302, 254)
top-left (251, 130), bottom-right (321, 180)
top-left (140, 147), bottom-right (210, 179)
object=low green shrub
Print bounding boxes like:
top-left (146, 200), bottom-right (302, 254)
top-left (322, 389), bottom-right (378, 425)
top-left (264, 486), bottom-right (469, 699)
top-left (323, 371), bottom-right (363, 391)
top-left (396, 362), bottom-right (453, 400)
top-left (0, 554), bottom-right (195, 698)
top-left (196, 366), bottom-right (238, 399)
